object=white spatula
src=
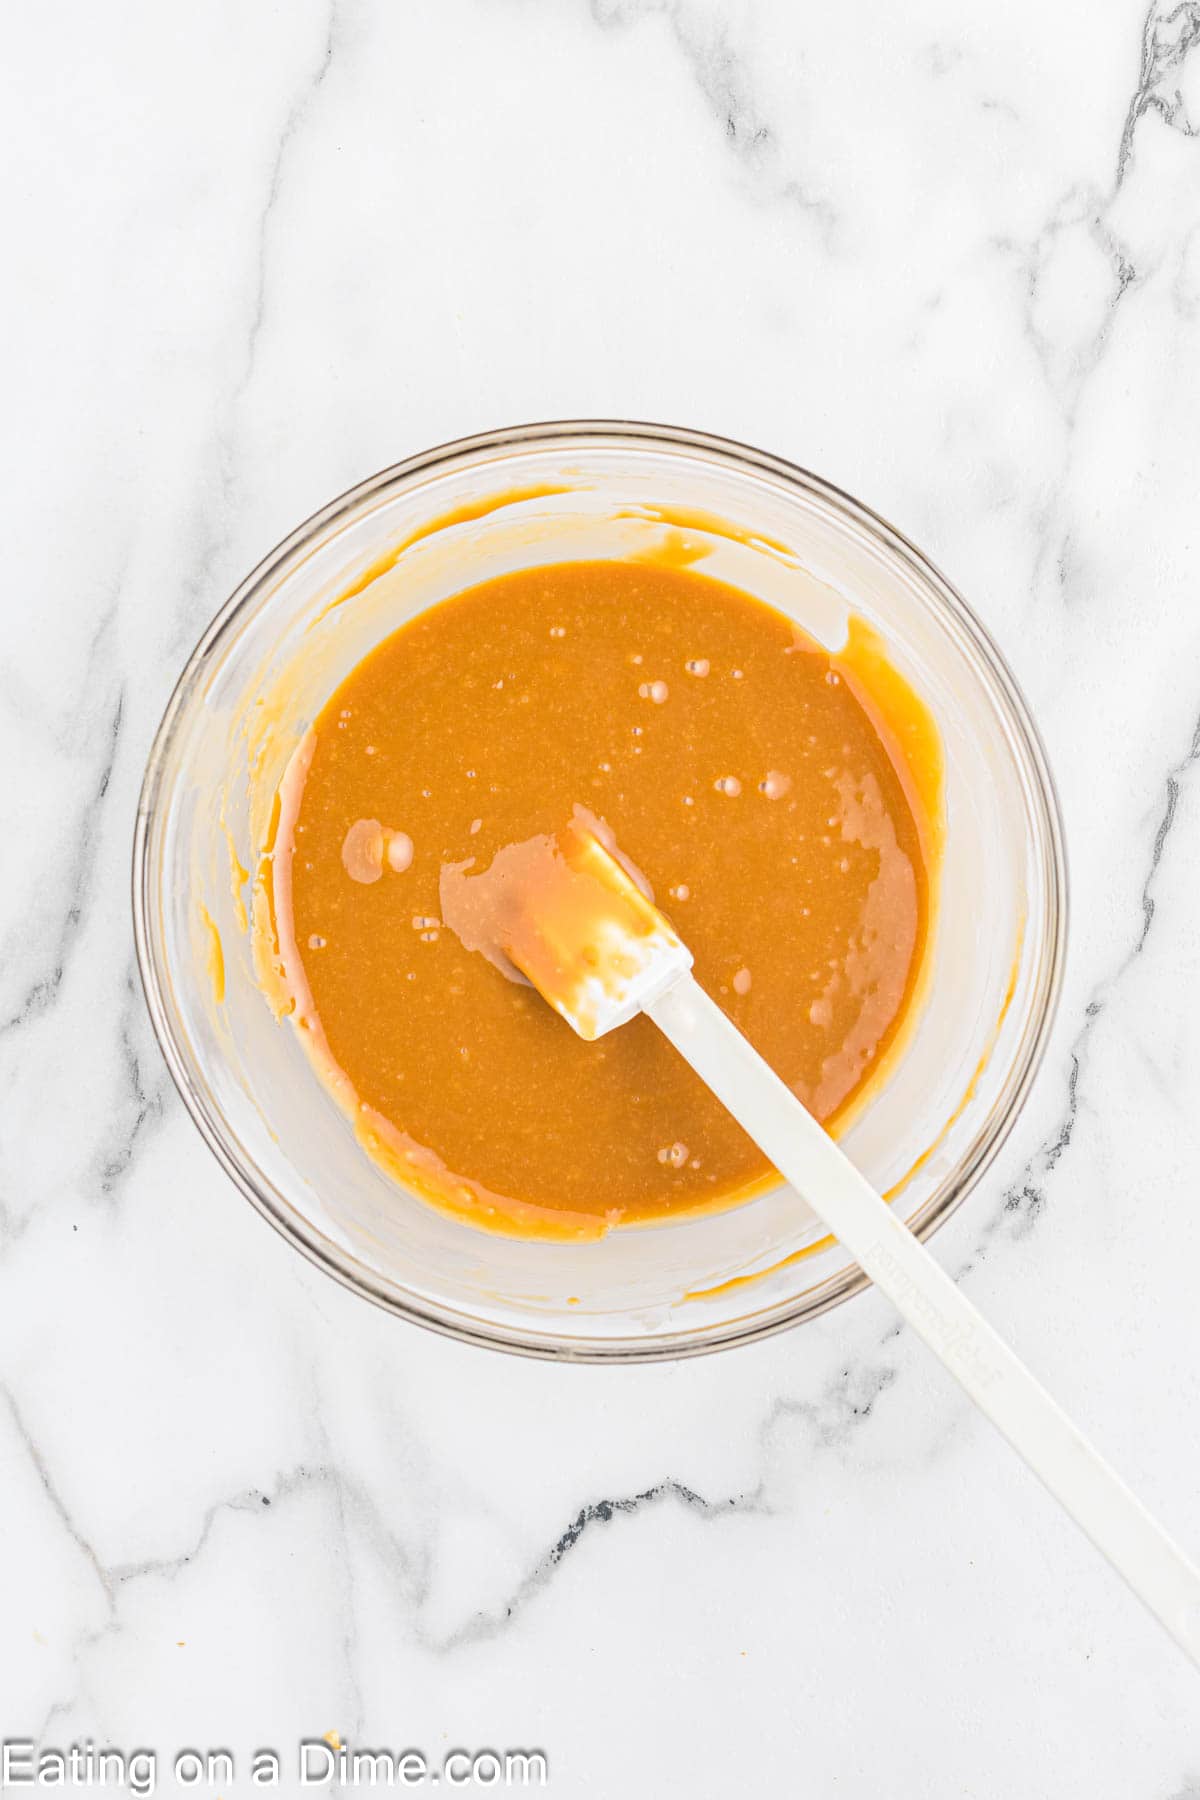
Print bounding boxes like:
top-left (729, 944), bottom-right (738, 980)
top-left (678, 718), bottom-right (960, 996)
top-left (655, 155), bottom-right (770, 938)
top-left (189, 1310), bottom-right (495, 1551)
top-left (445, 814), bottom-right (1200, 1667)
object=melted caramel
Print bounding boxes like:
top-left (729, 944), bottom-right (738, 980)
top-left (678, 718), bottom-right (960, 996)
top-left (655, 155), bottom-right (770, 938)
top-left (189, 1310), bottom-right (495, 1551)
top-left (269, 559), bottom-right (939, 1236)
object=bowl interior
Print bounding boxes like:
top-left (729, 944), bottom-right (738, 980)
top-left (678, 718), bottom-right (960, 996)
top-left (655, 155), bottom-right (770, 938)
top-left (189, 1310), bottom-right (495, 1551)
top-left (136, 425), bottom-right (1064, 1358)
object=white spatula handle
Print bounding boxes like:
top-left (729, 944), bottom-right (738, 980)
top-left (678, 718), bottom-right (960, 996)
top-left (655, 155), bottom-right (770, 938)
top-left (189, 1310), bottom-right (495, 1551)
top-left (648, 973), bottom-right (1200, 1666)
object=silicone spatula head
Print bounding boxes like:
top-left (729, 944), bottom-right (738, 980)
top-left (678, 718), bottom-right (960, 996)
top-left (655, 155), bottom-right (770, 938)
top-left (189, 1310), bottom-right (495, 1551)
top-left (439, 809), bottom-right (693, 1040)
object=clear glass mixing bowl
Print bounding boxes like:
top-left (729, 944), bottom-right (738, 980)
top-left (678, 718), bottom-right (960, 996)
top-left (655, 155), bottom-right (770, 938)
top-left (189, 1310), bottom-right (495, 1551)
top-left (133, 422), bottom-right (1066, 1360)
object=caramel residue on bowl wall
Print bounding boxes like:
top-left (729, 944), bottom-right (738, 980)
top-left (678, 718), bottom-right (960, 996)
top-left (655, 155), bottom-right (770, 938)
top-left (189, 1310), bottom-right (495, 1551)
top-left (219, 811), bottom-right (250, 934)
top-left (833, 615), bottom-right (945, 868)
top-left (251, 729), bottom-right (315, 1022)
top-left (200, 905), bottom-right (225, 1007)
top-left (615, 502), bottom-right (801, 566)
top-left (631, 527), bottom-right (713, 571)
top-left (307, 484), bottom-right (580, 633)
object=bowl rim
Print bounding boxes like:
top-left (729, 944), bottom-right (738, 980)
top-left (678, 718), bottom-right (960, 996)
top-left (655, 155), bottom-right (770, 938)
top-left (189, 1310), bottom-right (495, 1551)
top-left (133, 418), bottom-right (1068, 1362)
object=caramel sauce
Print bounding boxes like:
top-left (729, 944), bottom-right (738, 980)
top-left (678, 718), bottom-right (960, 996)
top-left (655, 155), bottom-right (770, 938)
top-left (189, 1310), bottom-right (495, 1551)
top-left (263, 559), bottom-right (940, 1237)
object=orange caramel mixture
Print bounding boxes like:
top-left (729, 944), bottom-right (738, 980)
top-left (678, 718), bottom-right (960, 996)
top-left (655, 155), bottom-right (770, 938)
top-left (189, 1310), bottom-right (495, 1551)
top-left (271, 560), bottom-right (935, 1237)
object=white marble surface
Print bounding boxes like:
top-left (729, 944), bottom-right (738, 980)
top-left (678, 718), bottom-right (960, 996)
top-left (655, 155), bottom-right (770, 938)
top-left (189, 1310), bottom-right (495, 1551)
top-left (4, 0), bottom-right (1200, 1792)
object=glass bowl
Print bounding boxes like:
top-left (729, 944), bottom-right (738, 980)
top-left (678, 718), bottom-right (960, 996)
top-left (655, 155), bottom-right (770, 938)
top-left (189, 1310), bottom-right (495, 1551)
top-left (133, 421), bottom-right (1066, 1360)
